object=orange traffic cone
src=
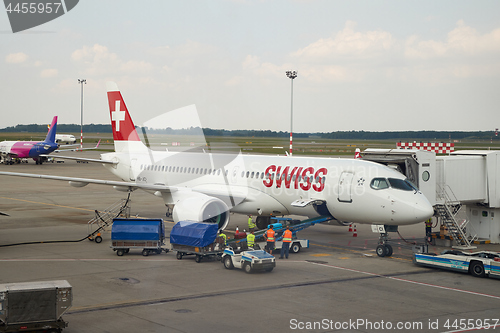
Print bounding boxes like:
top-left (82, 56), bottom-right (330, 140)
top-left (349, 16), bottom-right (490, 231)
top-left (352, 225), bottom-right (357, 237)
top-left (348, 223), bottom-right (353, 232)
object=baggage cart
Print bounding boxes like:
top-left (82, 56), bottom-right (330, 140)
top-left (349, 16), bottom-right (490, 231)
top-left (111, 218), bottom-right (167, 256)
top-left (170, 221), bottom-right (222, 263)
top-left (0, 280), bottom-right (72, 333)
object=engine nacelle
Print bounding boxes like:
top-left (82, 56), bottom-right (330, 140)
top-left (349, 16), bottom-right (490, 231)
top-left (172, 196), bottom-right (230, 231)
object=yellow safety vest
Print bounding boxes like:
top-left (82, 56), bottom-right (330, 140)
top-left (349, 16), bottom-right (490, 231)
top-left (220, 233), bottom-right (227, 245)
top-left (248, 217), bottom-right (256, 229)
top-left (247, 233), bottom-right (255, 247)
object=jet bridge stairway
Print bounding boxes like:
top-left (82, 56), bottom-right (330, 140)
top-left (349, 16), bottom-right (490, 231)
top-left (88, 198), bottom-right (131, 243)
top-left (435, 185), bottom-right (477, 249)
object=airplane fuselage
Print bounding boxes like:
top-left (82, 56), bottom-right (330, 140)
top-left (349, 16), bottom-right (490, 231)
top-left (101, 150), bottom-right (433, 226)
top-left (0, 140), bottom-right (58, 159)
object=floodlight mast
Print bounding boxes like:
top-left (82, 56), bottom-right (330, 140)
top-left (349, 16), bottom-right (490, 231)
top-left (286, 70), bottom-right (297, 156)
top-left (78, 79), bottom-right (86, 151)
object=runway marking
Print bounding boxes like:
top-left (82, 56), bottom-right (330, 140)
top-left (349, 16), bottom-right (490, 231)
top-left (306, 261), bottom-right (500, 300)
top-left (0, 196), bottom-right (94, 212)
top-left (311, 242), bottom-right (413, 262)
top-left (0, 258), bottom-right (178, 262)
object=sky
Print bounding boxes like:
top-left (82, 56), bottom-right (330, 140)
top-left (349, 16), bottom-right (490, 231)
top-left (1, 0), bottom-right (500, 133)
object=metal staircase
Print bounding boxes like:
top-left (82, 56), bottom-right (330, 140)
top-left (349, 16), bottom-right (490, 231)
top-left (88, 198), bottom-right (131, 240)
top-left (435, 185), bottom-right (477, 249)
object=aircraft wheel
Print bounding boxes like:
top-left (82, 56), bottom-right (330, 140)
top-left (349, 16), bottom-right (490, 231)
top-left (243, 262), bottom-right (253, 274)
top-left (117, 249), bottom-right (125, 256)
top-left (291, 243), bottom-right (301, 253)
top-left (223, 256), bottom-right (234, 270)
top-left (142, 249), bottom-right (149, 256)
top-left (384, 244), bottom-right (393, 257)
top-left (376, 245), bottom-right (387, 257)
top-left (470, 261), bottom-right (485, 278)
top-left (95, 236), bottom-right (102, 243)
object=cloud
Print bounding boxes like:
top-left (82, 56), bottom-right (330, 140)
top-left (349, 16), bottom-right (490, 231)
top-left (40, 69), bottom-right (58, 78)
top-left (5, 52), bottom-right (29, 64)
top-left (405, 20), bottom-right (500, 59)
top-left (292, 21), bottom-right (395, 61)
top-left (71, 44), bottom-right (153, 76)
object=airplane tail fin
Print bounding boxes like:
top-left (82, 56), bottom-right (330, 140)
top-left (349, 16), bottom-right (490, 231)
top-left (354, 148), bottom-right (361, 159)
top-left (44, 116), bottom-right (57, 143)
top-left (106, 82), bottom-right (147, 152)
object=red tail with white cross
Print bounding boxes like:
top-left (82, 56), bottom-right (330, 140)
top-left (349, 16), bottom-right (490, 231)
top-left (107, 82), bottom-right (147, 152)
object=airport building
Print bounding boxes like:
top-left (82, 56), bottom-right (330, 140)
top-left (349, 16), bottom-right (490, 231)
top-left (362, 148), bottom-right (500, 245)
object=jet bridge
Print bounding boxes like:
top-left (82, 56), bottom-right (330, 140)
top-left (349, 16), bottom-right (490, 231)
top-left (361, 149), bottom-right (500, 245)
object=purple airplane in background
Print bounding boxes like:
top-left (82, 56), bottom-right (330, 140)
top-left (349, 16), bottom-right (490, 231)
top-left (0, 116), bottom-right (59, 165)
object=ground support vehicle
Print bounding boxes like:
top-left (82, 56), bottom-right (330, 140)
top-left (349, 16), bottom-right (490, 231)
top-left (222, 248), bottom-right (276, 273)
top-left (111, 218), bottom-right (167, 256)
top-left (170, 221), bottom-right (222, 263)
top-left (256, 239), bottom-right (309, 254)
top-left (413, 250), bottom-right (500, 278)
top-left (0, 280), bottom-right (72, 333)
top-left (228, 215), bottom-right (330, 252)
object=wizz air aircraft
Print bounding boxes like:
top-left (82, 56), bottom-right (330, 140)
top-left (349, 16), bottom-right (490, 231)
top-left (0, 83), bottom-right (433, 253)
top-left (0, 116), bottom-right (59, 165)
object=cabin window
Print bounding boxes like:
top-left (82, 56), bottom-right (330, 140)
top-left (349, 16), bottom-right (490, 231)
top-left (251, 172), bottom-right (254, 178)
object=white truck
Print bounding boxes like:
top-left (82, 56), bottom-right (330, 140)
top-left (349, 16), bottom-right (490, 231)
top-left (222, 248), bottom-right (276, 273)
top-left (413, 250), bottom-right (500, 278)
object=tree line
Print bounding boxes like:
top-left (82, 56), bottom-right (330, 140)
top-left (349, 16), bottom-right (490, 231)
top-left (0, 124), bottom-right (497, 140)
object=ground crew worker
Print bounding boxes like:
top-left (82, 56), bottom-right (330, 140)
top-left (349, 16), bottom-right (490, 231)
top-left (247, 215), bottom-right (256, 231)
top-left (264, 225), bottom-right (275, 255)
top-left (219, 231), bottom-right (227, 247)
top-left (425, 218), bottom-right (433, 243)
top-left (247, 230), bottom-right (255, 249)
top-left (279, 226), bottom-right (293, 259)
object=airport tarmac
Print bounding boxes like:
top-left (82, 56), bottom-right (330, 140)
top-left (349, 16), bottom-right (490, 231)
top-left (0, 153), bottom-right (499, 333)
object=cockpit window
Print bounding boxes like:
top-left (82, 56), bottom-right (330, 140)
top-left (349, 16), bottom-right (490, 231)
top-left (370, 178), bottom-right (389, 190)
top-left (371, 178), bottom-right (419, 191)
top-left (388, 178), bottom-right (417, 191)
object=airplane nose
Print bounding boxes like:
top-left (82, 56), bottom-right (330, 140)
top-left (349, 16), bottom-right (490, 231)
top-left (413, 197), bottom-right (434, 222)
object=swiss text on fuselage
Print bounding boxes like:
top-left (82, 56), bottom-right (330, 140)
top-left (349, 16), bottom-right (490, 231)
top-left (263, 165), bottom-right (327, 192)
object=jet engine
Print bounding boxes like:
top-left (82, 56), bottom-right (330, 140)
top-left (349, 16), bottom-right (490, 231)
top-left (172, 195), bottom-right (230, 231)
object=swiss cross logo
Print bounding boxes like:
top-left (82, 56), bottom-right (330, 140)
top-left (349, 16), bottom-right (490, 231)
top-left (112, 100), bottom-right (126, 132)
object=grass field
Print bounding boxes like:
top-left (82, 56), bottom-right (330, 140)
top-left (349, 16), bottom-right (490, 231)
top-left (1, 132), bottom-right (499, 156)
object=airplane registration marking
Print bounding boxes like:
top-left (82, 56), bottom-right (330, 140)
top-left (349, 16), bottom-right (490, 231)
top-left (112, 100), bottom-right (126, 132)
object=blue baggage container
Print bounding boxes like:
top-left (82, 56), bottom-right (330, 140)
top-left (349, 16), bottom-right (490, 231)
top-left (112, 218), bottom-right (165, 241)
top-left (170, 221), bottom-right (218, 248)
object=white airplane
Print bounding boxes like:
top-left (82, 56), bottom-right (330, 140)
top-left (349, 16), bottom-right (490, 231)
top-left (55, 134), bottom-right (76, 145)
top-left (0, 82), bottom-right (433, 254)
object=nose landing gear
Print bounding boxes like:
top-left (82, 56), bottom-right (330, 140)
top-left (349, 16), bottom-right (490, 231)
top-left (372, 224), bottom-right (397, 257)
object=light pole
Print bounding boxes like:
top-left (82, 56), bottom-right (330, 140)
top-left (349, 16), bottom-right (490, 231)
top-left (78, 79), bottom-right (86, 151)
top-left (286, 70), bottom-right (297, 156)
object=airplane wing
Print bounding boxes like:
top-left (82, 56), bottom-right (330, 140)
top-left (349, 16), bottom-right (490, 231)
top-left (39, 155), bottom-right (116, 164)
top-left (0, 171), bottom-right (171, 192)
top-left (0, 171), bottom-right (247, 203)
top-left (55, 140), bottom-right (101, 152)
